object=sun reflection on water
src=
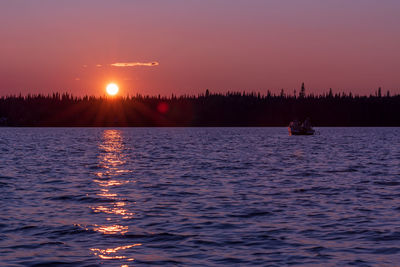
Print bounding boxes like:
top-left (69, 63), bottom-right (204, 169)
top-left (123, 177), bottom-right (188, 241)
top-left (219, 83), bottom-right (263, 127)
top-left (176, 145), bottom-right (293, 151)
top-left (96, 188), bottom-right (118, 198)
top-left (93, 179), bottom-right (130, 187)
top-left (91, 244), bottom-right (141, 261)
top-left (91, 204), bottom-right (134, 218)
top-left (93, 224), bottom-right (129, 235)
top-left (89, 129), bottom-right (139, 263)
top-left (91, 244), bottom-right (142, 254)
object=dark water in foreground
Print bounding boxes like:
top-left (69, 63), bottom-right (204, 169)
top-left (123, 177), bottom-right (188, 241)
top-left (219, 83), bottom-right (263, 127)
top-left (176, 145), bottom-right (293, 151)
top-left (0, 128), bottom-right (399, 266)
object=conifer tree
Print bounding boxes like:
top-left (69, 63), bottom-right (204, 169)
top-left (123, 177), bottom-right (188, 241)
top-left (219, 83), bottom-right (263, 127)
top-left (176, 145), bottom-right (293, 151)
top-left (299, 82), bottom-right (306, 98)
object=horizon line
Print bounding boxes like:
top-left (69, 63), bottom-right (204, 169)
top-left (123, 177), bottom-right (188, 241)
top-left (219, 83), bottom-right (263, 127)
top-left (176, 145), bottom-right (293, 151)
top-left (0, 89), bottom-right (398, 99)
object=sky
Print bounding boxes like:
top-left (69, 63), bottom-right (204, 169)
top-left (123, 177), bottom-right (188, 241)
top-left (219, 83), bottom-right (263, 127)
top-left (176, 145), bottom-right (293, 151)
top-left (1, 0), bottom-right (400, 96)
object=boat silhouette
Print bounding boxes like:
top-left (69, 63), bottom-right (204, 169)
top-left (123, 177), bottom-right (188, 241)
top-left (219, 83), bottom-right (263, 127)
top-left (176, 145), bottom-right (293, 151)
top-left (288, 118), bottom-right (315, 135)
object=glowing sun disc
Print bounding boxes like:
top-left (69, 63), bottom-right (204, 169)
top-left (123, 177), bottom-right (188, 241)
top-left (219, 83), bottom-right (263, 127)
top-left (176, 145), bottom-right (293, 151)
top-left (106, 83), bottom-right (119, 96)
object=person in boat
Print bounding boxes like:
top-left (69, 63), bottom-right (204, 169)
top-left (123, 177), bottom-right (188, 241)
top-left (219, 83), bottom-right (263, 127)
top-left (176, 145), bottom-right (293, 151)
top-left (292, 119), bottom-right (300, 130)
top-left (289, 119), bottom-right (301, 133)
top-left (303, 117), bottom-right (311, 130)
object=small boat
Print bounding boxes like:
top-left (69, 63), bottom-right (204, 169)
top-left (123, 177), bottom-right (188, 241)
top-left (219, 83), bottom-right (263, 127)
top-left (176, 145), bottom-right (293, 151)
top-left (288, 127), bottom-right (315, 135)
top-left (288, 118), bottom-right (315, 135)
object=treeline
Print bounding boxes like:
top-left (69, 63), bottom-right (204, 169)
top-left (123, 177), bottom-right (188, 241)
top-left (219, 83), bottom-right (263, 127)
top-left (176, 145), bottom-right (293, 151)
top-left (0, 86), bottom-right (399, 126)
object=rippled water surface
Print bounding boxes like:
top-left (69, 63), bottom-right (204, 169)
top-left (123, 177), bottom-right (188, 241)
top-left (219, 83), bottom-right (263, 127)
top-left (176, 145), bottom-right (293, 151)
top-left (1, 127), bottom-right (399, 266)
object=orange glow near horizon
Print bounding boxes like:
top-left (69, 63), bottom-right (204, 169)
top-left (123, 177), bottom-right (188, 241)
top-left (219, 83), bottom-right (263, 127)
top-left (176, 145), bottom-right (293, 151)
top-left (1, 2), bottom-right (400, 96)
top-left (106, 83), bottom-right (119, 96)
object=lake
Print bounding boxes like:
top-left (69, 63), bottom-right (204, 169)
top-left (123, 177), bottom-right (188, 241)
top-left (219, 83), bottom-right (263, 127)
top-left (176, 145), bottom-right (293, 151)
top-left (0, 127), bottom-right (399, 266)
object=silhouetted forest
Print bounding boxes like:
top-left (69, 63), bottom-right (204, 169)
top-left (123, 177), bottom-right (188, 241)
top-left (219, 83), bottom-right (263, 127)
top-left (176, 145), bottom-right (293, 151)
top-left (0, 84), bottom-right (399, 126)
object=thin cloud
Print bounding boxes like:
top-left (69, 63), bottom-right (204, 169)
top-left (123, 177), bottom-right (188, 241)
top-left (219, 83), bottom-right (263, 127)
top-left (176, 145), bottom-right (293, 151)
top-left (110, 62), bottom-right (159, 67)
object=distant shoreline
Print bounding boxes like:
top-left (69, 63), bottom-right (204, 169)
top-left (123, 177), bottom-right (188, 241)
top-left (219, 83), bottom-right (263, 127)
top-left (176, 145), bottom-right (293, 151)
top-left (1, 126), bottom-right (399, 128)
top-left (1, 90), bottom-right (399, 127)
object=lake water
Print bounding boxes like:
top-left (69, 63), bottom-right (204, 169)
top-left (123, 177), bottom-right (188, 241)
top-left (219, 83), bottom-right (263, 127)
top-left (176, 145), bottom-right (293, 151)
top-left (0, 127), bottom-right (399, 266)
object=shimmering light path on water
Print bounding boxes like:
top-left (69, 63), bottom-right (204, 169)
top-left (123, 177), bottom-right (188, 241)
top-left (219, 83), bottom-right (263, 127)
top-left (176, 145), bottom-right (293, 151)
top-left (0, 128), bottom-right (399, 266)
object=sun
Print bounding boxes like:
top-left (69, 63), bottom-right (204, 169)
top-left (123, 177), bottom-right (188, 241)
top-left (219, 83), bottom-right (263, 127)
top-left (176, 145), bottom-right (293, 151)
top-left (106, 83), bottom-right (119, 96)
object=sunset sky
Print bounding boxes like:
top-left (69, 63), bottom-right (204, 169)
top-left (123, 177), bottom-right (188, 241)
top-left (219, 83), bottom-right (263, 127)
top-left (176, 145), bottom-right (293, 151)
top-left (1, 0), bottom-right (400, 96)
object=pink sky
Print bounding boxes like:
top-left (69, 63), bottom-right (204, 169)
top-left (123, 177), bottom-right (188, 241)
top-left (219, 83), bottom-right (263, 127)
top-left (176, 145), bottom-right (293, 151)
top-left (1, 0), bottom-right (400, 96)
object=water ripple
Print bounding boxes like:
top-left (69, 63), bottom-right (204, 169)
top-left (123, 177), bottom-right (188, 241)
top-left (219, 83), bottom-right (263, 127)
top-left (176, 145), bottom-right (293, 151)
top-left (0, 127), bottom-right (399, 266)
